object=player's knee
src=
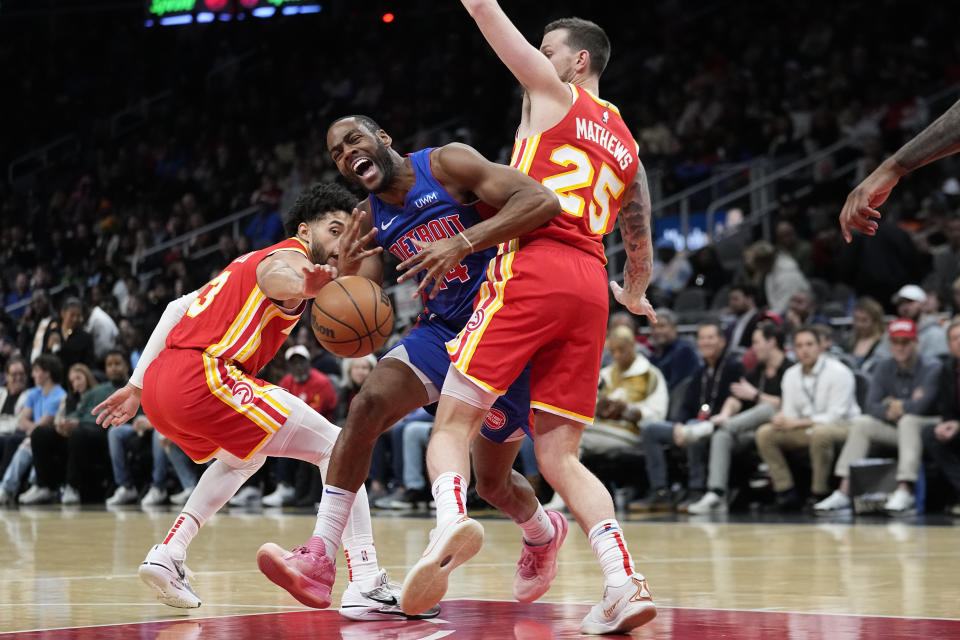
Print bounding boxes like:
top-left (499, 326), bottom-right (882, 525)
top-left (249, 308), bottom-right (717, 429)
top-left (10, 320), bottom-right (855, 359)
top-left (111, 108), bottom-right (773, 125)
top-left (344, 389), bottom-right (395, 438)
top-left (474, 473), bottom-right (509, 506)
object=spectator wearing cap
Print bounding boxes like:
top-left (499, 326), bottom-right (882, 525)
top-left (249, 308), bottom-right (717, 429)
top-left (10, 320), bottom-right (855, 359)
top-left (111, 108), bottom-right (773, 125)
top-left (648, 308), bottom-right (701, 391)
top-left (873, 285), bottom-right (949, 361)
top-left (263, 345), bottom-right (339, 506)
top-left (921, 317), bottom-right (960, 517)
top-left (814, 319), bottom-right (942, 514)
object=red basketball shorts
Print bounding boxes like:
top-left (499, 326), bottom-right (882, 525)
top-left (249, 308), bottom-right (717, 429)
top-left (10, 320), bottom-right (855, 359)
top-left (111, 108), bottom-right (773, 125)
top-left (447, 239), bottom-right (608, 423)
top-left (141, 348), bottom-right (292, 462)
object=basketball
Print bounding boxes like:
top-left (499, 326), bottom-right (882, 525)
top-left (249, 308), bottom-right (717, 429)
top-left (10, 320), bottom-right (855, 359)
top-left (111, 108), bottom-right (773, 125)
top-left (310, 276), bottom-right (394, 357)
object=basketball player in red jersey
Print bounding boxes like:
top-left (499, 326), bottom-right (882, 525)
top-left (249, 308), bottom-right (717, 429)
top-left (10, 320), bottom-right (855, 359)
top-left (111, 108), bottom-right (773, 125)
top-left (92, 184), bottom-right (437, 622)
top-left (400, 3), bottom-right (657, 634)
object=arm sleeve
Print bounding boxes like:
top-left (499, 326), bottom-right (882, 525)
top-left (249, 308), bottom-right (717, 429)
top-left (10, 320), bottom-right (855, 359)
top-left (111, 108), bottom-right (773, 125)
top-left (128, 291), bottom-right (199, 389)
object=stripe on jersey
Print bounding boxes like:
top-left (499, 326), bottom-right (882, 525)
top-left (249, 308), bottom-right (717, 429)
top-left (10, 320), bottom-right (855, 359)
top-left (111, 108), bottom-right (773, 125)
top-left (580, 85), bottom-right (622, 116)
top-left (207, 287), bottom-right (267, 359)
top-left (231, 303), bottom-right (302, 365)
top-left (447, 249), bottom-right (515, 378)
top-left (529, 400), bottom-right (593, 425)
top-left (201, 352), bottom-right (289, 439)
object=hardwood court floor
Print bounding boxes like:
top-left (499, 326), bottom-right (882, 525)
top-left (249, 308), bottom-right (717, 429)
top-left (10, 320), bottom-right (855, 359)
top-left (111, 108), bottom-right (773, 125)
top-left (1, 506), bottom-right (958, 638)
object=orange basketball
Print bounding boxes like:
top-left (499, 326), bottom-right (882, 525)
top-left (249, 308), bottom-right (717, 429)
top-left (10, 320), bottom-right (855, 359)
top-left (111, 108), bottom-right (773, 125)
top-left (310, 276), bottom-right (394, 357)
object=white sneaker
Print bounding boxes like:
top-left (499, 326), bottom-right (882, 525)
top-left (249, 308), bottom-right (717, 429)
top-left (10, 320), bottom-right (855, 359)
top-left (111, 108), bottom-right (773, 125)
top-left (141, 486), bottom-right (168, 506)
top-left (580, 575), bottom-right (657, 635)
top-left (884, 487), bottom-right (915, 513)
top-left (262, 483), bottom-right (295, 507)
top-left (106, 485), bottom-right (139, 506)
top-left (686, 491), bottom-right (727, 515)
top-left (542, 491), bottom-right (567, 512)
top-left (228, 485), bottom-right (262, 506)
top-left (400, 516), bottom-right (484, 616)
top-left (340, 569), bottom-right (441, 621)
top-left (813, 490), bottom-right (851, 513)
top-left (138, 544), bottom-right (201, 608)
top-left (61, 485), bottom-right (81, 505)
top-left (170, 486), bottom-right (194, 505)
top-left (19, 485), bottom-right (55, 505)
top-left (681, 421), bottom-right (715, 444)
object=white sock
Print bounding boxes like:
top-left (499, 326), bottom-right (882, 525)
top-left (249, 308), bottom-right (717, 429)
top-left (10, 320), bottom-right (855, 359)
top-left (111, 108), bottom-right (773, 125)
top-left (313, 485), bottom-right (355, 558)
top-left (162, 512), bottom-right (200, 560)
top-left (343, 536), bottom-right (379, 587)
top-left (519, 503), bottom-right (555, 546)
top-left (432, 471), bottom-right (468, 527)
top-left (588, 519), bottom-right (636, 585)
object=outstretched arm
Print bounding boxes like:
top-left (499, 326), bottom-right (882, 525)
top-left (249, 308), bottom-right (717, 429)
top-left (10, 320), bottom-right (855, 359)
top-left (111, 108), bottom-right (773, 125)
top-left (257, 251), bottom-right (337, 303)
top-left (337, 201), bottom-right (384, 283)
top-left (840, 98), bottom-right (960, 242)
top-left (396, 143), bottom-right (560, 297)
top-left (610, 162), bottom-right (655, 321)
top-left (461, 0), bottom-right (570, 102)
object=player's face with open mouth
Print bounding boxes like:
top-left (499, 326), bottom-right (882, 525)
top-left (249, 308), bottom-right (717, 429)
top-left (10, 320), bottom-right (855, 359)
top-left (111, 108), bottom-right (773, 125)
top-left (327, 119), bottom-right (395, 193)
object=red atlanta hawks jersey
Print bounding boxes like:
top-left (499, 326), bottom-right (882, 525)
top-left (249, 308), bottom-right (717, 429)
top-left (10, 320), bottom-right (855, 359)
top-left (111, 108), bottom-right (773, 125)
top-left (165, 237), bottom-right (308, 375)
top-left (510, 84), bottom-right (639, 264)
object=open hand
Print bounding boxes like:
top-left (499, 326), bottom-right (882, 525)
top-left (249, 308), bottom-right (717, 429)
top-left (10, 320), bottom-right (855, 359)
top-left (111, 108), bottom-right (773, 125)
top-left (396, 236), bottom-right (471, 300)
top-left (337, 208), bottom-right (382, 276)
top-left (839, 159), bottom-right (902, 242)
top-left (92, 383), bottom-right (143, 428)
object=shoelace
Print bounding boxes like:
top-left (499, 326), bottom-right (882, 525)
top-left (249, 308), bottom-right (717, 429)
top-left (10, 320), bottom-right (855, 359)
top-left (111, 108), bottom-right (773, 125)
top-left (516, 546), bottom-right (547, 578)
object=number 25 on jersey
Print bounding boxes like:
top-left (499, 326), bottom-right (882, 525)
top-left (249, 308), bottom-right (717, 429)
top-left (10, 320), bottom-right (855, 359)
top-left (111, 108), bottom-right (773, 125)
top-left (541, 145), bottom-right (625, 235)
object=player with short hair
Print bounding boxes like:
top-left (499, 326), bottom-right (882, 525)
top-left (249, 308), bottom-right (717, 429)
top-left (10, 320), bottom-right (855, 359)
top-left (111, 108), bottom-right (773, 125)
top-left (294, 113), bottom-right (564, 609)
top-left (92, 183), bottom-right (435, 622)
top-left (399, 3), bottom-right (657, 634)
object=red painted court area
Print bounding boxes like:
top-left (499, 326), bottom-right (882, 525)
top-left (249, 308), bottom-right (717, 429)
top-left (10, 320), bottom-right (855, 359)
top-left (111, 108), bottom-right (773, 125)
top-left (5, 600), bottom-right (958, 639)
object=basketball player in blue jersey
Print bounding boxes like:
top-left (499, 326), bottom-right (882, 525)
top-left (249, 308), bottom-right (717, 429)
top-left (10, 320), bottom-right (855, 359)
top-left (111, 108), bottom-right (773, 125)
top-left (257, 114), bottom-right (565, 611)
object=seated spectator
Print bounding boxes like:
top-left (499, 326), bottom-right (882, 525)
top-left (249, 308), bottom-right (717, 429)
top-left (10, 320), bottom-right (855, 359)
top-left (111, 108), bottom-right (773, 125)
top-left (85, 295), bottom-right (120, 363)
top-left (784, 289), bottom-right (828, 335)
top-left (0, 358), bottom-right (28, 439)
top-left (0, 354), bottom-right (66, 504)
top-left (775, 220), bottom-right (813, 277)
top-left (42, 297), bottom-right (95, 370)
top-left (921, 317), bottom-right (960, 517)
top-left (931, 213), bottom-right (960, 303)
top-left (742, 240), bottom-right (810, 316)
top-left (245, 177), bottom-right (285, 250)
top-left (584, 326), bottom-right (668, 456)
top-left (847, 296), bottom-right (885, 372)
top-left (648, 308), bottom-right (700, 392)
top-left (724, 283), bottom-right (763, 351)
top-left (639, 321), bottom-right (743, 509)
top-left (874, 285), bottom-right (948, 360)
top-left (375, 408), bottom-right (435, 509)
top-left (650, 240), bottom-right (692, 305)
top-left (264, 345), bottom-right (338, 507)
top-left (755, 327), bottom-right (860, 510)
top-left (815, 319), bottom-right (942, 514)
top-left (687, 322), bottom-right (792, 514)
top-left (22, 363), bottom-right (98, 504)
top-left (103, 351), bottom-right (196, 507)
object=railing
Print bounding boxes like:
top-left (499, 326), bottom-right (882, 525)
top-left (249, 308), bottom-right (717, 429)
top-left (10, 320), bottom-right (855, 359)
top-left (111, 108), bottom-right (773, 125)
top-left (7, 135), bottom-right (80, 186)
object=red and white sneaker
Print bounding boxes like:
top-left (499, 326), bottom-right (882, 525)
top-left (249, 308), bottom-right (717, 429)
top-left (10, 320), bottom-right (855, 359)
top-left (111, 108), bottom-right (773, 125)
top-left (580, 575), bottom-right (657, 635)
top-left (513, 510), bottom-right (568, 602)
top-left (257, 537), bottom-right (336, 609)
top-left (400, 516), bottom-right (484, 615)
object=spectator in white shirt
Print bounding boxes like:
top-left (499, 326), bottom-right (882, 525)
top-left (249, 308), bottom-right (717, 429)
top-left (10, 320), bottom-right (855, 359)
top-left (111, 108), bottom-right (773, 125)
top-left (755, 326), bottom-right (861, 510)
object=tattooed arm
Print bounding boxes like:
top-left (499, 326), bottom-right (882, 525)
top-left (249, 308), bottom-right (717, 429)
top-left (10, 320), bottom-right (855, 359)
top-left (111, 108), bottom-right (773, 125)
top-left (840, 98), bottom-right (960, 242)
top-left (610, 161), bottom-right (656, 321)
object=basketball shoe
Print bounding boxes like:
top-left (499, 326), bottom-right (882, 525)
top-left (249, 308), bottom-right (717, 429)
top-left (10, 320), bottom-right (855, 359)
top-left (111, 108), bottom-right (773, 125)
top-left (138, 544), bottom-right (201, 608)
top-left (400, 516), bottom-right (484, 615)
top-left (579, 575), bottom-right (657, 635)
top-left (257, 537), bottom-right (335, 608)
top-left (513, 510), bottom-right (568, 602)
top-left (339, 568), bottom-right (441, 621)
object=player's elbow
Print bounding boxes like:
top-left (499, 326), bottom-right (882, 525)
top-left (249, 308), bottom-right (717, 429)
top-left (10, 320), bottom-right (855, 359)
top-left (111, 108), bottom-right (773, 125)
top-left (462, 0), bottom-right (495, 19)
top-left (533, 188), bottom-right (562, 221)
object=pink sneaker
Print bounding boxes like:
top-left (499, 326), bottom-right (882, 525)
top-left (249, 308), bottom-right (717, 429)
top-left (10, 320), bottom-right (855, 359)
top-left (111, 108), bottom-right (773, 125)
top-left (257, 538), bottom-right (336, 608)
top-left (513, 510), bottom-right (568, 602)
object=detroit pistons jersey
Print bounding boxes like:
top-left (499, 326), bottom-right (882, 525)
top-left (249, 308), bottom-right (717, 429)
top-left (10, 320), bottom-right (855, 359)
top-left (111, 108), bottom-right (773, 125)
top-left (370, 148), bottom-right (498, 324)
top-left (510, 84), bottom-right (639, 264)
top-left (165, 237), bottom-right (308, 376)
